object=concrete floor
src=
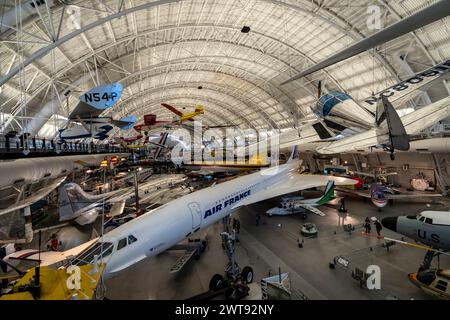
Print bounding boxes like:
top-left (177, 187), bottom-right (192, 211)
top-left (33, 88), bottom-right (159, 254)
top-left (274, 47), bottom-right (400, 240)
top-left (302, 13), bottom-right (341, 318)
top-left (104, 192), bottom-right (450, 300)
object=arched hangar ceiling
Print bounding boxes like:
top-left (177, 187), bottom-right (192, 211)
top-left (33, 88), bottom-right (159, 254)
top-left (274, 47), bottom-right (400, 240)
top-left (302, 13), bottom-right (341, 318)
top-left (0, 0), bottom-right (449, 136)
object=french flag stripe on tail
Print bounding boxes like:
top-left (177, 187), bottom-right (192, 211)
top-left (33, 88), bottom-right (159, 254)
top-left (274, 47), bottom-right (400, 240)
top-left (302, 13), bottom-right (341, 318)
top-left (153, 132), bottom-right (169, 159)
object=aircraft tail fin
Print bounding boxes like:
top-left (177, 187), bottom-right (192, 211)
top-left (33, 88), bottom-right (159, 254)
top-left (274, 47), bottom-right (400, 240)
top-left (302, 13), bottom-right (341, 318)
top-left (287, 145), bottom-right (299, 163)
top-left (58, 183), bottom-right (103, 221)
top-left (113, 115), bottom-right (137, 130)
top-left (58, 184), bottom-right (79, 221)
top-left (316, 180), bottom-right (336, 205)
top-left (376, 96), bottom-right (410, 151)
top-left (149, 132), bottom-right (169, 159)
top-left (70, 83), bottom-right (124, 119)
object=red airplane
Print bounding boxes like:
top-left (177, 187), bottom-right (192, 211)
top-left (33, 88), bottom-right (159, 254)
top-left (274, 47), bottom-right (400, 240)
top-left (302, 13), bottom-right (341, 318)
top-left (133, 114), bottom-right (171, 133)
top-left (133, 103), bottom-right (203, 133)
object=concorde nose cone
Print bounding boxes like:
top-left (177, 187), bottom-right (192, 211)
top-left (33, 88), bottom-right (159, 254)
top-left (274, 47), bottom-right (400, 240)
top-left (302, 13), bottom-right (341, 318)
top-left (381, 216), bottom-right (398, 232)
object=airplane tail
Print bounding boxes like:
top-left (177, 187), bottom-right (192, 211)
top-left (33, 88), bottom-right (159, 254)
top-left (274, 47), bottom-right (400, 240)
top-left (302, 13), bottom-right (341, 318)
top-left (375, 96), bottom-right (410, 151)
top-left (58, 183), bottom-right (112, 223)
top-left (78, 83), bottom-right (124, 111)
top-left (287, 145), bottom-right (299, 164)
top-left (94, 125), bottom-right (113, 141)
top-left (58, 183), bottom-right (95, 221)
top-left (113, 115), bottom-right (137, 130)
top-left (316, 180), bottom-right (336, 205)
top-left (149, 132), bottom-right (169, 159)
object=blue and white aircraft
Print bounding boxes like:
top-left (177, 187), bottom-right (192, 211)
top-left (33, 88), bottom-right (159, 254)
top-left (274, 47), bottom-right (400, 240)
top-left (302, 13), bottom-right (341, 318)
top-left (262, 60), bottom-right (450, 160)
top-left (58, 83), bottom-right (136, 141)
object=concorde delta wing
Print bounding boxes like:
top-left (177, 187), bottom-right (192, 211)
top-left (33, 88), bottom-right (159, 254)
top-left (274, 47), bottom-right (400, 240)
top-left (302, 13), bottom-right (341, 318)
top-left (232, 174), bottom-right (356, 209)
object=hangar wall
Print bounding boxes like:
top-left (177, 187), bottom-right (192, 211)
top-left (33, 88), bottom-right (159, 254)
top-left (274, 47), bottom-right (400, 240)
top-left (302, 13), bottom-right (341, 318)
top-left (300, 152), bottom-right (450, 193)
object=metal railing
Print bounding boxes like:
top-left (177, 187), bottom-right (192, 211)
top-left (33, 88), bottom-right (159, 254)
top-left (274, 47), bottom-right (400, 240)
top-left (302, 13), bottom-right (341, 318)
top-left (0, 135), bottom-right (127, 156)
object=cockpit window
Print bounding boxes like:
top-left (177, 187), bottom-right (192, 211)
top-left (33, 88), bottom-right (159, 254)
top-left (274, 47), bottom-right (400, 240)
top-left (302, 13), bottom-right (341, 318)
top-left (435, 280), bottom-right (448, 292)
top-left (419, 216), bottom-right (425, 222)
top-left (128, 235), bottom-right (137, 244)
top-left (425, 218), bottom-right (433, 224)
top-left (71, 241), bottom-right (114, 266)
top-left (117, 238), bottom-right (127, 250)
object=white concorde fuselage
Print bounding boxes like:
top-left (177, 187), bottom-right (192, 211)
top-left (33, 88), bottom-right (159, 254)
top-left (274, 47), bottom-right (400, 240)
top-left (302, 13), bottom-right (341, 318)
top-left (98, 164), bottom-right (290, 277)
top-left (83, 158), bottom-right (352, 278)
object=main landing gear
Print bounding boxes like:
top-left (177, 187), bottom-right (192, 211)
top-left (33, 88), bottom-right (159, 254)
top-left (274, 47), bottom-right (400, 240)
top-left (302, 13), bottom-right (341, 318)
top-left (189, 217), bottom-right (254, 300)
top-left (208, 230), bottom-right (254, 299)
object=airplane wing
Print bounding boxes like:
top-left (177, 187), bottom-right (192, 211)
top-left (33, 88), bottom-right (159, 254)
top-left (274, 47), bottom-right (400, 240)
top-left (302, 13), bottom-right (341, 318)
top-left (69, 83), bottom-right (123, 119)
top-left (0, 176), bottom-right (67, 217)
top-left (335, 187), bottom-right (371, 198)
top-left (315, 96), bottom-right (450, 154)
top-left (233, 174), bottom-right (356, 209)
top-left (111, 115), bottom-right (137, 130)
top-left (4, 238), bottom-right (98, 267)
top-left (280, 2), bottom-right (450, 85)
top-left (109, 200), bottom-right (126, 217)
top-left (296, 204), bottom-right (326, 217)
top-left (161, 103), bottom-right (183, 116)
top-left (360, 60), bottom-right (450, 113)
top-left (188, 170), bottom-right (216, 177)
top-left (400, 95), bottom-right (450, 134)
top-left (237, 123), bottom-right (335, 155)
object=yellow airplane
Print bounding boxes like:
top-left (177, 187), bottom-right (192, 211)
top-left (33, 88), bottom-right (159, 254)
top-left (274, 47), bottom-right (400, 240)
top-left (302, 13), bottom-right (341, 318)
top-left (183, 153), bottom-right (271, 175)
top-left (161, 103), bottom-right (204, 123)
top-left (0, 263), bottom-right (105, 300)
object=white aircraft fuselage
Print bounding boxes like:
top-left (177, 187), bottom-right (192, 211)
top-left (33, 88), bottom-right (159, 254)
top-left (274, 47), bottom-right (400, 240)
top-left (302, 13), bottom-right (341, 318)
top-left (98, 162), bottom-right (293, 277)
top-left (74, 156), bottom-right (354, 278)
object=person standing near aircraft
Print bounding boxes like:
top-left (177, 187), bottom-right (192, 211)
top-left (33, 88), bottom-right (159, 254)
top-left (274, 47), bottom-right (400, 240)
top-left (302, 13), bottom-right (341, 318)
top-left (47, 234), bottom-right (61, 251)
top-left (256, 214), bottom-right (261, 226)
top-left (364, 217), bottom-right (371, 234)
top-left (374, 220), bottom-right (383, 236)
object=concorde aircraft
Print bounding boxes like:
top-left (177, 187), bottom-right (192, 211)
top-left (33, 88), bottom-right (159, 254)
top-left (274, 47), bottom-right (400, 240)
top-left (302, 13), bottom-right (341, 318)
top-left (60, 147), bottom-right (356, 278)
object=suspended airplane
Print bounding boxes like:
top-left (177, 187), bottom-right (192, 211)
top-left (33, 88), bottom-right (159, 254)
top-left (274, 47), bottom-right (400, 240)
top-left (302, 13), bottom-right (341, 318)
top-left (132, 103), bottom-right (204, 134)
top-left (161, 103), bottom-right (204, 123)
top-left (133, 114), bottom-right (173, 133)
top-left (58, 83), bottom-right (136, 141)
top-left (113, 134), bottom-right (148, 149)
top-left (266, 180), bottom-right (336, 217)
top-left (31, 147), bottom-right (356, 278)
top-left (242, 60), bottom-right (450, 159)
top-left (280, 1), bottom-right (450, 84)
top-left (113, 131), bottom-right (170, 152)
